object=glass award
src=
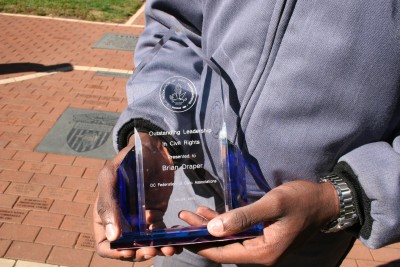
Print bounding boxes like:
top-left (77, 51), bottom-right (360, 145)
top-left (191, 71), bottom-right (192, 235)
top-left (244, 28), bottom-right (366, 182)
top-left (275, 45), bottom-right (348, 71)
top-left (111, 27), bottom-right (263, 249)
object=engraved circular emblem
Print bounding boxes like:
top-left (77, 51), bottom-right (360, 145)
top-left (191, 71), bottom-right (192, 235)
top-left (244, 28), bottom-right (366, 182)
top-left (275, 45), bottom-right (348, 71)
top-left (159, 76), bottom-right (197, 113)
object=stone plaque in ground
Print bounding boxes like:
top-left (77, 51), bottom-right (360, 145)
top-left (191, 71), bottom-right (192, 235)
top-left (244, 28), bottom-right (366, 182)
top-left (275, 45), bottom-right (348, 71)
top-left (35, 108), bottom-right (119, 159)
top-left (95, 71), bottom-right (131, 79)
top-left (92, 33), bottom-right (139, 51)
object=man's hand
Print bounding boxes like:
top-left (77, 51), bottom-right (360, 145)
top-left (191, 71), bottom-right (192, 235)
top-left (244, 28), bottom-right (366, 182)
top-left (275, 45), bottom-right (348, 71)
top-left (93, 132), bottom-right (180, 261)
top-left (180, 180), bottom-right (339, 266)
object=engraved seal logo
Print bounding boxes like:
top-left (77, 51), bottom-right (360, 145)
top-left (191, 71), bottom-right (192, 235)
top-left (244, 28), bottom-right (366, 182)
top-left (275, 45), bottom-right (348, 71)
top-left (160, 76), bottom-right (197, 112)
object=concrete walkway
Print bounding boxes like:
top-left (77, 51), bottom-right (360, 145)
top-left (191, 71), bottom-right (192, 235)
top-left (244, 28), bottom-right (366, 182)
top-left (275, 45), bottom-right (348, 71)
top-left (0, 7), bottom-right (399, 267)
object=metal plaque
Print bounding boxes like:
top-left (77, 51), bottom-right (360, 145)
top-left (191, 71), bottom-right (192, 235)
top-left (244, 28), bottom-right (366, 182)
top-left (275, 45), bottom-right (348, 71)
top-left (35, 108), bottom-right (119, 159)
top-left (95, 71), bottom-right (131, 79)
top-left (92, 33), bottom-right (139, 51)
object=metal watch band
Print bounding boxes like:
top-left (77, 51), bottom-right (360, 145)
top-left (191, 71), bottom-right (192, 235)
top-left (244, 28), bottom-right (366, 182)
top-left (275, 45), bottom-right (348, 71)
top-left (320, 174), bottom-right (358, 233)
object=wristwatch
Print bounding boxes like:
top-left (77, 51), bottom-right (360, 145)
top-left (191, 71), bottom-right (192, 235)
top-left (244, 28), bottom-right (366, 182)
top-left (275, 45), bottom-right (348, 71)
top-left (320, 174), bottom-right (358, 233)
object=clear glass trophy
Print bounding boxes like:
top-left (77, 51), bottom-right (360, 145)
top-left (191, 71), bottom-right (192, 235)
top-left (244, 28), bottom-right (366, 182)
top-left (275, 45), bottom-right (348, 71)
top-left (111, 27), bottom-right (263, 249)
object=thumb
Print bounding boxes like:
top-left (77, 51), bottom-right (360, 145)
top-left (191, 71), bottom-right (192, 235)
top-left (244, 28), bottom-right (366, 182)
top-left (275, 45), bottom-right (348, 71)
top-left (96, 196), bottom-right (121, 241)
top-left (96, 161), bottom-right (125, 241)
top-left (207, 198), bottom-right (270, 237)
top-left (206, 191), bottom-right (285, 237)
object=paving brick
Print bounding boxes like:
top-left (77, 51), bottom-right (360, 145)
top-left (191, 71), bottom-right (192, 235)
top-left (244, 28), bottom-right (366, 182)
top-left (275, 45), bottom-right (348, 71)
top-left (23, 210), bottom-right (64, 229)
top-left (74, 190), bottom-right (97, 204)
top-left (47, 246), bottom-right (93, 267)
top-left (0, 117), bottom-right (17, 128)
top-left (355, 259), bottom-right (385, 266)
top-left (0, 208), bottom-right (28, 223)
top-left (82, 167), bottom-right (102, 180)
top-left (9, 111), bottom-right (36, 121)
top-left (28, 104), bottom-right (54, 114)
top-left (338, 259), bottom-right (359, 267)
top-left (52, 164), bottom-right (85, 177)
top-left (0, 170), bottom-right (33, 183)
top-left (0, 159), bottom-right (24, 171)
top-left (50, 200), bottom-right (88, 217)
top-left (5, 183), bottom-right (43, 197)
top-left (20, 162), bottom-right (55, 174)
top-left (3, 104), bottom-right (29, 112)
top-left (13, 151), bottom-right (46, 162)
top-left (0, 132), bottom-right (30, 143)
top-left (0, 140), bottom-right (10, 149)
top-left (75, 233), bottom-right (95, 251)
top-left (0, 239), bottom-right (12, 257)
top-left (33, 112), bottom-right (62, 122)
top-left (40, 120), bottom-right (57, 129)
top-left (60, 216), bottom-right (93, 234)
top-left (370, 247), bottom-right (400, 262)
top-left (30, 173), bottom-right (65, 187)
top-left (0, 125), bottom-right (23, 133)
top-left (90, 253), bottom-right (135, 267)
top-left (0, 223), bottom-right (40, 242)
top-left (85, 204), bottom-right (94, 219)
top-left (36, 228), bottom-right (79, 248)
top-left (5, 140), bottom-right (37, 151)
top-left (15, 260), bottom-right (59, 267)
top-left (14, 196), bottom-right (53, 211)
top-left (0, 193), bottom-right (18, 208)
top-left (73, 157), bottom-right (106, 169)
top-left (20, 126), bottom-right (49, 136)
top-left (0, 181), bottom-right (10, 193)
top-left (5, 241), bottom-right (52, 263)
top-left (63, 177), bottom-right (97, 191)
top-left (14, 117), bottom-right (43, 127)
top-left (43, 154), bottom-right (76, 165)
top-left (346, 244), bottom-right (374, 261)
top-left (387, 242), bottom-right (400, 249)
top-left (0, 149), bottom-right (17, 160)
top-left (26, 134), bottom-right (45, 144)
top-left (40, 186), bottom-right (76, 201)
top-left (0, 258), bottom-right (15, 267)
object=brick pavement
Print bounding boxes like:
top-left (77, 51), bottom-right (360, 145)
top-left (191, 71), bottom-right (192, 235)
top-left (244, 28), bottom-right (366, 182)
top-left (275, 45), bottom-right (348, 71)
top-left (0, 7), bottom-right (399, 267)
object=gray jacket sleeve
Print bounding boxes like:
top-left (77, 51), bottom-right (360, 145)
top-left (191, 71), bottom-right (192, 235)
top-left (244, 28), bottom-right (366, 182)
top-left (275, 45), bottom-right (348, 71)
top-left (112, 0), bottom-right (203, 151)
top-left (336, 134), bottom-right (400, 249)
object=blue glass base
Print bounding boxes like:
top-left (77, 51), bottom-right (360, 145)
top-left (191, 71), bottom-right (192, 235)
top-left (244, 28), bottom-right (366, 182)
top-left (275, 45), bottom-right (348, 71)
top-left (111, 225), bottom-right (263, 249)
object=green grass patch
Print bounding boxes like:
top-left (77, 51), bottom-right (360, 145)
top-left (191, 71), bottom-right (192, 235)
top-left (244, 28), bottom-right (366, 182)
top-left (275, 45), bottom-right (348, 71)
top-left (0, 0), bottom-right (144, 23)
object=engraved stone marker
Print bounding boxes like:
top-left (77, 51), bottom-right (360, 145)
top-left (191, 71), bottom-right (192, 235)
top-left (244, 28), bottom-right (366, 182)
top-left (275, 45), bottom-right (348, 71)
top-left (92, 33), bottom-right (139, 51)
top-left (15, 197), bottom-right (53, 211)
top-left (75, 233), bottom-right (95, 250)
top-left (35, 108), bottom-right (119, 159)
top-left (0, 208), bottom-right (28, 223)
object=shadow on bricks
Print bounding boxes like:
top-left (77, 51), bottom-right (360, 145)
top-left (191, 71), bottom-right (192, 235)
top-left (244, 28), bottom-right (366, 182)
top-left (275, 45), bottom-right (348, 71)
top-left (0, 63), bottom-right (73, 75)
top-left (377, 259), bottom-right (400, 267)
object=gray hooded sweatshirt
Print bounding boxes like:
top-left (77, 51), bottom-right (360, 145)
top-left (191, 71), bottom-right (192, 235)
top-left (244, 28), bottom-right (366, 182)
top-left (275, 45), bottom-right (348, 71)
top-left (113, 1), bottom-right (400, 266)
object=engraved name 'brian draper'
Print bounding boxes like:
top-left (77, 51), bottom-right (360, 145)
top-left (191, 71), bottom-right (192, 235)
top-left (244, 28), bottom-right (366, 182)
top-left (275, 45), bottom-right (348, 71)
top-left (162, 163), bottom-right (203, 171)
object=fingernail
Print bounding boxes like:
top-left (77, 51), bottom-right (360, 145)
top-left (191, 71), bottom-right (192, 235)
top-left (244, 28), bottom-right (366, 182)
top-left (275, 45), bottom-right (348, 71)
top-left (105, 224), bottom-right (116, 240)
top-left (208, 219), bottom-right (224, 233)
top-left (144, 254), bottom-right (152, 260)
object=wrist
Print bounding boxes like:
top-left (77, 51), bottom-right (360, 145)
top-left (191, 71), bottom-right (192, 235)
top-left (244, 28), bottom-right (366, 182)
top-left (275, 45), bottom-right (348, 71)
top-left (319, 181), bottom-right (341, 226)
